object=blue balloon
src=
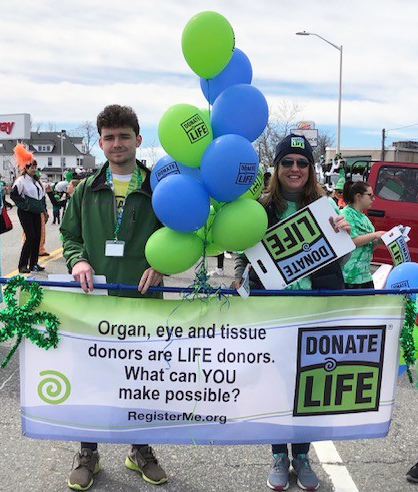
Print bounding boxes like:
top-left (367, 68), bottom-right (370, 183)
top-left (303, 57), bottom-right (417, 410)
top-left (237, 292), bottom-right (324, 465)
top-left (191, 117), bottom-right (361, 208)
top-left (211, 84), bottom-right (269, 142)
top-left (152, 174), bottom-right (210, 232)
top-left (200, 48), bottom-right (253, 105)
top-left (386, 262), bottom-right (418, 299)
top-left (151, 155), bottom-right (201, 191)
top-left (200, 134), bottom-right (259, 202)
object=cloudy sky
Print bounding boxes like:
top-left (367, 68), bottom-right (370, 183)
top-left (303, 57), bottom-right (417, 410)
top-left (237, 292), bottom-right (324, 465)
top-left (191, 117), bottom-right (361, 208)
top-left (1, 0), bottom-right (418, 163)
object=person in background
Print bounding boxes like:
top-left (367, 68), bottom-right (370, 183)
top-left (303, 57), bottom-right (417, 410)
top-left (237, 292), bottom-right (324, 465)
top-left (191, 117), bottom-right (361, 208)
top-left (341, 180), bottom-right (386, 289)
top-left (0, 174), bottom-right (13, 209)
top-left (332, 177), bottom-right (346, 209)
top-left (10, 144), bottom-right (46, 273)
top-left (61, 104), bottom-right (166, 491)
top-left (234, 134), bottom-right (350, 491)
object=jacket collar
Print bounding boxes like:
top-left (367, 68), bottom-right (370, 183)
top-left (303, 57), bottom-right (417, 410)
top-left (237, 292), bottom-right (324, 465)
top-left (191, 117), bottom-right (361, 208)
top-left (89, 160), bottom-right (152, 195)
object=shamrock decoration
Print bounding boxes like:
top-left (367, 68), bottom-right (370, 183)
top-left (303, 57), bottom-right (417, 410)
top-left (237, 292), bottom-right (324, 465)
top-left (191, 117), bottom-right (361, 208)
top-left (400, 297), bottom-right (418, 384)
top-left (0, 276), bottom-right (60, 368)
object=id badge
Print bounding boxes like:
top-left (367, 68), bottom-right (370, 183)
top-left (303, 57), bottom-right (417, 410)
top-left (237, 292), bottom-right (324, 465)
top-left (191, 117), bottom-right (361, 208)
top-left (105, 240), bottom-right (125, 257)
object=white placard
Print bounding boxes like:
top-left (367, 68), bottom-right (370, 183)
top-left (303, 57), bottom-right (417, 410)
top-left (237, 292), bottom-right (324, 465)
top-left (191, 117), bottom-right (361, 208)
top-left (382, 226), bottom-right (411, 266)
top-left (245, 196), bottom-right (355, 289)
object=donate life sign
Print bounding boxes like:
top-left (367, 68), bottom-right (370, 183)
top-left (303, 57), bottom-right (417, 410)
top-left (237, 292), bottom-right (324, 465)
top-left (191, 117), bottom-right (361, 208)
top-left (20, 290), bottom-right (404, 445)
top-left (245, 197), bottom-right (355, 289)
top-left (382, 226), bottom-right (411, 266)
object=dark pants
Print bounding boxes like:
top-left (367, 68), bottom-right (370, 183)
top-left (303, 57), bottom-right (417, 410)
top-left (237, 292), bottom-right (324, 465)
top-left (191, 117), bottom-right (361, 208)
top-left (81, 442), bottom-right (147, 451)
top-left (52, 208), bottom-right (60, 224)
top-left (345, 281), bottom-right (374, 289)
top-left (272, 443), bottom-right (310, 456)
top-left (17, 209), bottom-right (41, 270)
top-left (217, 253), bottom-right (224, 269)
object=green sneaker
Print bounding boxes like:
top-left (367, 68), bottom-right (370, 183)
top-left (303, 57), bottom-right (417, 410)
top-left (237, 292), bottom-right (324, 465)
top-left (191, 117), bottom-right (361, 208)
top-left (68, 448), bottom-right (100, 491)
top-left (125, 445), bottom-right (167, 485)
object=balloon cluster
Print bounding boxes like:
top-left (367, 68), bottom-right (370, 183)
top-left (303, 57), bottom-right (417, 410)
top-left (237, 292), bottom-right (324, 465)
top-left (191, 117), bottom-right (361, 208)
top-left (146, 11), bottom-right (269, 275)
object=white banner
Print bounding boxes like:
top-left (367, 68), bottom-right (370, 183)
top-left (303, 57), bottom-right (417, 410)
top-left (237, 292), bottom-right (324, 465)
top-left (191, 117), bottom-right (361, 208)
top-left (20, 291), bottom-right (404, 445)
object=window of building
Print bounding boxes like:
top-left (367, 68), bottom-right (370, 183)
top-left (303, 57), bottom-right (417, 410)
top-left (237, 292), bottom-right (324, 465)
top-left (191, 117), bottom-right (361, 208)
top-left (48, 157), bottom-right (53, 166)
top-left (376, 166), bottom-right (418, 203)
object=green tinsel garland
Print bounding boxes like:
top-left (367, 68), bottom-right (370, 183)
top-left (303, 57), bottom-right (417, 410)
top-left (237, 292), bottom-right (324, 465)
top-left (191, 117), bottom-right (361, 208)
top-left (400, 296), bottom-right (418, 383)
top-left (0, 276), bottom-right (60, 368)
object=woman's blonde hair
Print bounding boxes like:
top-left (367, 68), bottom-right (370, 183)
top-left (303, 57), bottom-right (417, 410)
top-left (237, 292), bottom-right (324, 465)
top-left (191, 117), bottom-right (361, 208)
top-left (260, 163), bottom-right (324, 214)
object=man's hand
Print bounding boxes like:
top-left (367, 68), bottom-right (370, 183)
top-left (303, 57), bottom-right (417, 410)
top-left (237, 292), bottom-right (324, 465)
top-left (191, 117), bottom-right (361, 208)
top-left (138, 267), bottom-right (163, 294)
top-left (45, 184), bottom-right (53, 193)
top-left (72, 261), bottom-right (95, 293)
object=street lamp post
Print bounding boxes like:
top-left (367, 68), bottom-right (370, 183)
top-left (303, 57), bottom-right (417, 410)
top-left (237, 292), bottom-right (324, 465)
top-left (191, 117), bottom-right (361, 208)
top-left (296, 31), bottom-right (343, 157)
top-left (58, 129), bottom-right (66, 181)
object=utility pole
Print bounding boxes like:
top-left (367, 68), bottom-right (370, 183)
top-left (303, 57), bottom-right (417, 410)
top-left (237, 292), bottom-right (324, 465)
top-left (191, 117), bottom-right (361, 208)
top-left (381, 128), bottom-right (386, 161)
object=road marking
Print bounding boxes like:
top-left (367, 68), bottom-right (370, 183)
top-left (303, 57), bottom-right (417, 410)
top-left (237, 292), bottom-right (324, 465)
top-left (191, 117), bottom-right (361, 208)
top-left (313, 441), bottom-right (359, 492)
top-left (4, 247), bottom-right (63, 278)
top-left (0, 368), bottom-right (18, 391)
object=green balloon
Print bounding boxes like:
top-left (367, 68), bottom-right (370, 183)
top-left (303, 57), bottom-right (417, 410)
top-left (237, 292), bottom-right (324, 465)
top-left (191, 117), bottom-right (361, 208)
top-left (242, 167), bottom-right (264, 200)
top-left (196, 206), bottom-right (225, 256)
top-left (212, 198), bottom-right (268, 251)
top-left (158, 104), bottom-right (213, 168)
top-left (145, 227), bottom-right (204, 275)
top-left (181, 11), bottom-right (235, 79)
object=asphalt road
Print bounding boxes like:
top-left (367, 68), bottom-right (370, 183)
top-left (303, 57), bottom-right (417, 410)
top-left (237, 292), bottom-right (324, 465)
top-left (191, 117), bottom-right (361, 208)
top-left (1, 205), bottom-right (418, 492)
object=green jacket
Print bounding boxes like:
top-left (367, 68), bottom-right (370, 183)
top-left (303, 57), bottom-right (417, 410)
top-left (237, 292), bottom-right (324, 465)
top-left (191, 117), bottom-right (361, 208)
top-left (60, 161), bottom-right (162, 298)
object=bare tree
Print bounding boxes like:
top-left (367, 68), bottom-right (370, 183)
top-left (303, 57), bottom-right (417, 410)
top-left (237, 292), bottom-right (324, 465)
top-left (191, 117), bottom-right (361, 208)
top-left (143, 140), bottom-right (160, 169)
top-left (71, 121), bottom-right (99, 154)
top-left (31, 121), bottom-right (44, 132)
top-left (313, 131), bottom-right (335, 162)
top-left (255, 101), bottom-right (304, 171)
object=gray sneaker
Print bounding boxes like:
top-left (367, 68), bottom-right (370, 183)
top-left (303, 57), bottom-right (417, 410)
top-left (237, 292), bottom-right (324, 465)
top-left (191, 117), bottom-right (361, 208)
top-left (267, 453), bottom-right (290, 490)
top-left (292, 454), bottom-right (319, 491)
top-left (125, 445), bottom-right (167, 485)
top-left (68, 448), bottom-right (100, 490)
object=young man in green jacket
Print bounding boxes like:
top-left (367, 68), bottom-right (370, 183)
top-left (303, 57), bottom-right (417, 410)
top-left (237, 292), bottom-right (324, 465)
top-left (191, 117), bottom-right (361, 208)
top-left (61, 105), bottom-right (166, 490)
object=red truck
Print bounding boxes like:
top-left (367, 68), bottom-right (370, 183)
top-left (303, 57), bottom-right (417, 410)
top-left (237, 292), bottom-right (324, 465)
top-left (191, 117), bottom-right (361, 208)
top-left (365, 161), bottom-right (418, 264)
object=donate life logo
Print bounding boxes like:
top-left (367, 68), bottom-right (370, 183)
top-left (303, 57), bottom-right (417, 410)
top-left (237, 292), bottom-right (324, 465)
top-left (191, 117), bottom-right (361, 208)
top-left (388, 237), bottom-right (410, 266)
top-left (37, 370), bottom-right (71, 405)
top-left (262, 208), bottom-right (337, 284)
top-left (293, 326), bottom-right (385, 416)
top-left (181, 113), bottom-right (209, 144)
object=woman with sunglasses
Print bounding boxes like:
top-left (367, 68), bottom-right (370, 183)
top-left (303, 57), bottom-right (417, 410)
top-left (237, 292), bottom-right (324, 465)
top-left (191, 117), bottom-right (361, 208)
top-left (10, 144), bottom-right (47, 273)
top-left (234, 134), bottom-right (350, 491)
top-left (341, 180), bottom-right (386, 289)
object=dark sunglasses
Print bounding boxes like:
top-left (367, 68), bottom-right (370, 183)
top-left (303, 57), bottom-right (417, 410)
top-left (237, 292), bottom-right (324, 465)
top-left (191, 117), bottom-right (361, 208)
top-left (363, 192), bottom-right (374, 199)
top-left (25, 163), bottom-right (37, 169)
top-left (280, 158), bottom-right (310, 169)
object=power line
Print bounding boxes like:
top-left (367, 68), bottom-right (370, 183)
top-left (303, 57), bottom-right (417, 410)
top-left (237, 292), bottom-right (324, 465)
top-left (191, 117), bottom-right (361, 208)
top-left (387, 123), bottom-right (418, 132)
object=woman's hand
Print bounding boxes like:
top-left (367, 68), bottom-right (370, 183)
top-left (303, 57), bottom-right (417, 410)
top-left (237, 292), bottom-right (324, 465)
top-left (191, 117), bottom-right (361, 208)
top-left (330, 215), bottom-right (351, 234)
top-left (232, 279), bottom-right (243, 290)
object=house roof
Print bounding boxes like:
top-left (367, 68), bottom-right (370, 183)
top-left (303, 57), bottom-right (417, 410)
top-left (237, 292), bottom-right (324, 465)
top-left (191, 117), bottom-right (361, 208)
top-left (0, 131), bottom-right (92, 157)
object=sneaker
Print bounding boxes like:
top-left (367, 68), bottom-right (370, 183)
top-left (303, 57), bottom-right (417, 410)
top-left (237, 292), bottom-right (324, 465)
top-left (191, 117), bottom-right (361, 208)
top-left (68, 448), bottom-right (100, 491)
top-left (407, 461), bottom-right (418, 482)
top-left (39, 252), bottom-right (50, 256)
top-left (18, 267), bottom-right (31, 274)
top-left (224, 252), bottom-right (233, 259)
top-left (31, 264), bottom-right (45, 272)
top-left (267, 453), bottom-right (290, 490)
top-left (292, 454), bottom-right (319, 491)
top-left (125, 445), bottom-right (167, 485)
top-left (210, 268), bottom-right (224, 277)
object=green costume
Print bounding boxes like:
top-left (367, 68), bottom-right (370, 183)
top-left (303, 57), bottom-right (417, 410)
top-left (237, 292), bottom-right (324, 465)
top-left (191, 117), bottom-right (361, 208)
top-left (341, 206), bottom-right (375, 285)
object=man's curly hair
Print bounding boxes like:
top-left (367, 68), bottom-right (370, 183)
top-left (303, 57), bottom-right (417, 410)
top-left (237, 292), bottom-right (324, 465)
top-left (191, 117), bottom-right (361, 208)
top-left (97, 105), bottom-right (140, 135)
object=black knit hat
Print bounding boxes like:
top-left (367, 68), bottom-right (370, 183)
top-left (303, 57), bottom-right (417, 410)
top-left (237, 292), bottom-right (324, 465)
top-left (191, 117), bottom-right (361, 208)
top-left (273, 134), bottom-right (314, 167)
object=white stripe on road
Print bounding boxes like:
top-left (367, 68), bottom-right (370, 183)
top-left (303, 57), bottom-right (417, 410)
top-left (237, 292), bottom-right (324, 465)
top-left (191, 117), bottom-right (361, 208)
top-left (313, 441), bottom-right (359, 492)
top-left (0, 368), bottom-right (18, 391)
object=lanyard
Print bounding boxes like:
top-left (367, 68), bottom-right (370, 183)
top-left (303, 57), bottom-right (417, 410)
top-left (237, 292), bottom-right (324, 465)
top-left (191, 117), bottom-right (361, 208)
top-left (106, 166), bottom-right (143, 240)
